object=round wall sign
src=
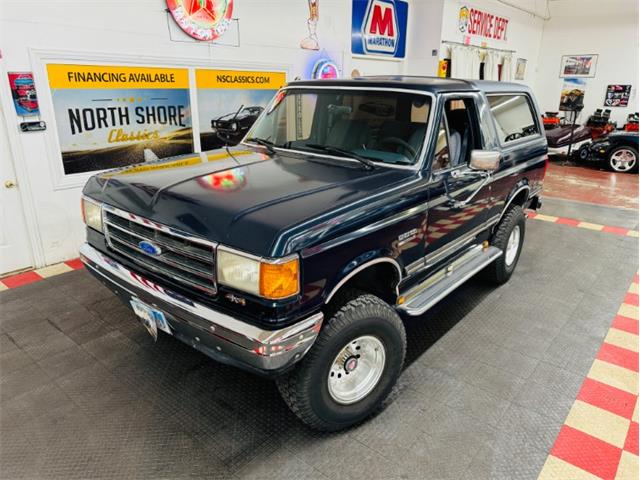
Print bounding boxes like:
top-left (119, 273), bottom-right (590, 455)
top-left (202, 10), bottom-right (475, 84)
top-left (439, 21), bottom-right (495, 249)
top-left (312, 59), bottom-right (339, 80)
top-left (167, 0), bottom-right (233, 41)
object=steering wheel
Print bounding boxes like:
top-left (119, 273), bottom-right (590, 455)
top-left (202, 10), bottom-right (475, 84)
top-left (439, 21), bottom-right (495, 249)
top-left (379, 136), bottom-right (418, 158)
top-left (504, 132), bottom-right (524, 142)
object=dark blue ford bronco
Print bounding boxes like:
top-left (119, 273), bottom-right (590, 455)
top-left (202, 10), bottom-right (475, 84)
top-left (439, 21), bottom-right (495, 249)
top-left (81, 77), bottom-right (547, 431)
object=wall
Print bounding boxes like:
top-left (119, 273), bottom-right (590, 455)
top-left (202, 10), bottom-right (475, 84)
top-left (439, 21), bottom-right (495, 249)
top-left (534, 1), bottom-right (639, 125)
top-left (0, 0), bottom-right (427, 271)
top-left (439, 0), bottom-right (545, 84)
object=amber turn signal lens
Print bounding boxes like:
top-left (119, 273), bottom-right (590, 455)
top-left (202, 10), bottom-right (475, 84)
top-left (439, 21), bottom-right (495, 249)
top-left (259, 258), bottom-right (299, 300)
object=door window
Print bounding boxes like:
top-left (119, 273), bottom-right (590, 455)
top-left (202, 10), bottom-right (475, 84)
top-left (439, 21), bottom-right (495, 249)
top-left (487, 94), bottom-right (539, 144)
top-left (432, 98), bottom-right (478, 172)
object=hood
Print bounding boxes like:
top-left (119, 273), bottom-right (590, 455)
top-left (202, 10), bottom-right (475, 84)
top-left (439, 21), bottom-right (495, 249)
top-left (83, 146), bottom-right (415, 256)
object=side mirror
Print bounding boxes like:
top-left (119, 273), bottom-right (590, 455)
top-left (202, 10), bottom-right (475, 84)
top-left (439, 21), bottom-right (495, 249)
top-left (469, 150), bottom-right (501, 171)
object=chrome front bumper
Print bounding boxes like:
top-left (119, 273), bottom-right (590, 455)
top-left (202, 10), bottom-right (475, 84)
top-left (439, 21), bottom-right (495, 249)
top-left (79, 243), bottom-right (323, 374)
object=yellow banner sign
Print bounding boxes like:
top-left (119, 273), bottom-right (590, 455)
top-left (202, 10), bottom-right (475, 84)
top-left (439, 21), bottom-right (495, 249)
top-left (47, 64), bottom-right (189, 89)
top-left (196, 69), bottom-right (287, 90)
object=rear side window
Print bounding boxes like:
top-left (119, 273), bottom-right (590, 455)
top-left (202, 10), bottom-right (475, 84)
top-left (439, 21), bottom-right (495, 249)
top-left (487, 94), bottom-right (539, 144)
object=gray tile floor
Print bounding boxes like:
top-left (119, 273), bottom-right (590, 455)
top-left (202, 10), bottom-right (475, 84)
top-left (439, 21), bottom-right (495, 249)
top-left (1, 199), bottom-right (637, 479)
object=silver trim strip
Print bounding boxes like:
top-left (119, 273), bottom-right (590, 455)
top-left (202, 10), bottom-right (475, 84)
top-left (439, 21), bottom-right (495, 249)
top-left (406, 214), bottom-right (501, 275)
top-left (301, 203), bottom-right (429, 258)
top-left (325, 257), bottom-right (403, 304)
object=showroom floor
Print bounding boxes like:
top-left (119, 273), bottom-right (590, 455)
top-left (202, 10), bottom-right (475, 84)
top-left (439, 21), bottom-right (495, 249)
top-left (1, 189), bottom-right (638, 479)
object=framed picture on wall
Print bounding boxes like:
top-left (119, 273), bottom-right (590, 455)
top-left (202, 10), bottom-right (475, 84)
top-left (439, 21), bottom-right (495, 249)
top-left (514, 58), bottom-right (527, 80)
top-left (559, 54), bottom-right (598, 78)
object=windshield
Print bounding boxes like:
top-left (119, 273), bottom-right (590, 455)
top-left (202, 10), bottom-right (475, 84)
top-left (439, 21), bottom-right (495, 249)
top-left (246, 88), bottom-right (432, 166)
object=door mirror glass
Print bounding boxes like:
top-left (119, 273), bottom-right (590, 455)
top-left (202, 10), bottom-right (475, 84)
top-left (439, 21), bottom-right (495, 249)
top-left (469, 150), bottom-right (500, 171)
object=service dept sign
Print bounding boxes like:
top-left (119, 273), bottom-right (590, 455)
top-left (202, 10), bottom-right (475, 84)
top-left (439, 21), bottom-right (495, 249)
top-left (458, 4), bottom-right (509, 41)
top-left (351, 0), bottom-right (408, 58)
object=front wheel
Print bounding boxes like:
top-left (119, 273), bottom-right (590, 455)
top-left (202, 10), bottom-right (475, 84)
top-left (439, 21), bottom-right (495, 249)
top-left (483, 205), bottom-right (526, 284)
top-left (277, 293), bottom-right (406, 431)
top-left (608, 146), bottom-right (638, 173)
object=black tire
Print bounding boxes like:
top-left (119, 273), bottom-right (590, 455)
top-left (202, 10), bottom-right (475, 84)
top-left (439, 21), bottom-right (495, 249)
top-left (276, 292), bottom-right (406, 431)
top-left (577, 143), bottom-right (590, 162)
top-left (607, 145), bottom-right (638, 173)
top-left (483, 205), bottom-right (526, 284)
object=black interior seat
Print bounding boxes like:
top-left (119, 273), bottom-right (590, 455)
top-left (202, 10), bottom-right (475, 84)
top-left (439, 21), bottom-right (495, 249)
top-left (327, 119), bottom-right (371, 150)
top-left (446, 109), bottom-right (471, 167)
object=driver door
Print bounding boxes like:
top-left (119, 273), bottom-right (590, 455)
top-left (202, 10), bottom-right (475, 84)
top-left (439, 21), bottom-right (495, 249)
top-left (423, 96), bottom-right (494, 266)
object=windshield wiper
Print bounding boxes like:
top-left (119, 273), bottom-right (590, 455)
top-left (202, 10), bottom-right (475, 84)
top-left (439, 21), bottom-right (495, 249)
top-left (304, 143), bottom-right (376, 170)
top-left (245, 137), bottom-right (276, 155)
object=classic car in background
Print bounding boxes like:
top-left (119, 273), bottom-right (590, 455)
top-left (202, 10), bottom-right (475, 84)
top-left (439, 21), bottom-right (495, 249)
top-left (211, 106), bottom-right (264, 145)
top-left (578, 131), bottom-right (639, 173)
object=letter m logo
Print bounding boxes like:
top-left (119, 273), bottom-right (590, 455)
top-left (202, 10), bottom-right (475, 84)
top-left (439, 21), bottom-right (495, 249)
top-left (362, 0), bottom-right (398, 55)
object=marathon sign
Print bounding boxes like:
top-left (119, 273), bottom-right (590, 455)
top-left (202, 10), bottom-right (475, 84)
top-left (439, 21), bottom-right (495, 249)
top-left (352, 0), bottom-right (408, 58)
top-left (458, 5), bottom-right (509, 41)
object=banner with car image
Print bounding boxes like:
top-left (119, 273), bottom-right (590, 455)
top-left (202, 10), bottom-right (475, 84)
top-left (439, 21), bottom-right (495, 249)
top-left (196, 69), bottom-right (286, 151)
top-left (47, 64), bottom-right (193, 175)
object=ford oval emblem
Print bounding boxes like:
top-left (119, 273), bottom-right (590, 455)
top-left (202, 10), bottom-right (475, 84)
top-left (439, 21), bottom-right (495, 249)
top-left (138, 240), bottom-right (161, 256)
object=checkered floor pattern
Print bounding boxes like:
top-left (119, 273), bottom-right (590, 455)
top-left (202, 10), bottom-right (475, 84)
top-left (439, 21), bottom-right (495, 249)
top-left (539, 274), bottom-right (639, 480)
top-left (0, 259), bottom-right (84, 290)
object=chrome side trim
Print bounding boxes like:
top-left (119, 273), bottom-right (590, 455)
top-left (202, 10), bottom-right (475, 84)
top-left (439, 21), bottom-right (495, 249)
top-left (406, 214), bottom-right (501, 276)
top-left (325, 257), bottom-right (403, 304)
top-left (301, 203), bottom-right (429, 258)
top-left (80, 243), bottom-right (323, 365)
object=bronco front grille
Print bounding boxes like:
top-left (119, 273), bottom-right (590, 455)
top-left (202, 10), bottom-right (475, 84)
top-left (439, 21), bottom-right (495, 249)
top-left (103, 206), bottom-right (217, 295)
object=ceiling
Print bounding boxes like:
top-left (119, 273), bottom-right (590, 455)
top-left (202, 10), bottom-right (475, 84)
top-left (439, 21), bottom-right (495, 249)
top-left (491, 0), bottom-right (639, 19)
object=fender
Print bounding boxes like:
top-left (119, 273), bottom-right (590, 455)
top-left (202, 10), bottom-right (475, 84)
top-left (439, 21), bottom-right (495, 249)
top-left (324, 253), bottom-right (403, 304)
top-left (496, 183), bottom-right (530, 225)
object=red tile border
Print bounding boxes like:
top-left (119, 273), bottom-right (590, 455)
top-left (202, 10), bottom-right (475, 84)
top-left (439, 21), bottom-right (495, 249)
top-left (540, 274), bottom-right (639, 480)
top-left (1, 270), bottom-right (43, 289)
top-left (1, 257), bottom-right (84, 290)
top-left (624, 292), bottom-right (639, 306)
top-left (556, 217), bottom-right (581, 226)
top-left (576, 377), bottom-right (637, 420)
top-left (625, 422), bottom-right (639, 455)
top-left (64, 258), bottom-right (85, 270)
top-left (612, 314), bottom-right (639, 336)
top-left (602, 225), bottom-right (632, 236)
top-left (550, 424), bottom-right (623, 480)
top-left (597, 342), bottom-right (639, 373)
top-left (527, 210), bottom-right (639, 238)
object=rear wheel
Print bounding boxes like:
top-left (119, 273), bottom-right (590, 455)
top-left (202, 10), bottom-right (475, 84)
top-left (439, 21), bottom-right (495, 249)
top-left (277, 292), bottom-right (406, 431)
top-left (483, 205), bottom-right (526, 284)
top-left (577, 143), bottom-right (590, 162)
top-left (608, 146), bottom-right (638, 173)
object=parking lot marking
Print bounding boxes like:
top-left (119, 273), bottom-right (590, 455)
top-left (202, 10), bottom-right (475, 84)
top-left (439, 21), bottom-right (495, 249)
top-left (540, 275), bottom-right (639, 480)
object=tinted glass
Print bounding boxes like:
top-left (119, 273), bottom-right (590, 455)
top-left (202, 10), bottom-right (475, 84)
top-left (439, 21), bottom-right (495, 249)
top-left (487, 94), bottom-right (539, 143)
top-left (248, 89), bottom-right (432, 166)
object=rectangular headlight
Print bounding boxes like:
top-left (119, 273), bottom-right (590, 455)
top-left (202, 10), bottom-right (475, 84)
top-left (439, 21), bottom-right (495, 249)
top-left (81, 197), bottom-right (103, 232)
top-left (217, 248), bottom-right (299, 300)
